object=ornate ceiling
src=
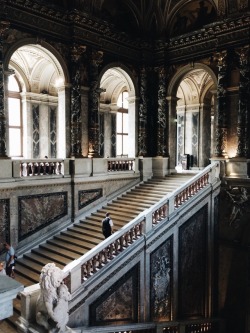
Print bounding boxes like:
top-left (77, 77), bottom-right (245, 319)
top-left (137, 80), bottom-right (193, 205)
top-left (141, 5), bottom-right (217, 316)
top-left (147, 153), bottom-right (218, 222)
top-left (41, 0), bottom-right (220, 39)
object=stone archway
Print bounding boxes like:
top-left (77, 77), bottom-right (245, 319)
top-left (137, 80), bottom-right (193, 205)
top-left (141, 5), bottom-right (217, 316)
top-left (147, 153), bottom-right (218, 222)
top-left (6, 43), bottom-right (68, 158)
top-left (168, 63), bottom-right (217, 170)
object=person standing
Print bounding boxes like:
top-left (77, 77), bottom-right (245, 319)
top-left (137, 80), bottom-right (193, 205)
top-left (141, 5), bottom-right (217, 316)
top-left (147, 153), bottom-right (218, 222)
top-left (102, 212), bottom-right (114, 239)
top-left (4, 242), bottom-right (15, 278)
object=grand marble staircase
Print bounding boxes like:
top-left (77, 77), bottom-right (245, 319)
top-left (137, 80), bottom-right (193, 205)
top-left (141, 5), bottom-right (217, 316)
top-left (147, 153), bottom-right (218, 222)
top-left (3, 173), bottom-right (195, 331)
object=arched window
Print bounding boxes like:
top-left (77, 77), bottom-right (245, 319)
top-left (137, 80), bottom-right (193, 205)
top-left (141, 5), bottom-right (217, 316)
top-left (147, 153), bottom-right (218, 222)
top-left (116, 91), bottom-right (128, 156)
top-left (8, 75), bottom-right (22, 157)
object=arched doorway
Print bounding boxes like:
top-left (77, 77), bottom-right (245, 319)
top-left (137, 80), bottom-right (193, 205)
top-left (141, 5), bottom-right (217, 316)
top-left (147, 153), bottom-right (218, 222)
top-left (168, 64), bottom-right (217, 170)
top-left (99, 67), bottom-right (137, 158)
top-left (7, 44), bottom-right (67, 159)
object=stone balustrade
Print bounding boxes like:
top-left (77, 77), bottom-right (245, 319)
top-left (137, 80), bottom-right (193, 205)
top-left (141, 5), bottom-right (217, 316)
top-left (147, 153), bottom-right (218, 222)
top-left (17, 162), bottom-right (220, 332)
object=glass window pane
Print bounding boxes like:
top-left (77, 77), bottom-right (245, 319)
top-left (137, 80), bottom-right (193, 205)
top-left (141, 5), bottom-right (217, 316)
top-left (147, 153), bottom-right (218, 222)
top-left (122, 113), bottom-right (129, 133)
top-left (9, 128), bottom-right (21, 156)
top-left (8, 98), bottom-right (21, 126)
top-left (116, 113), bottom-right (123, 132)
top-left (122, 134), bottom-right (129, 155)
top-left (8, 76), bottom-right (20, 92)
top-left (116, 134), bottom-right (122, 155)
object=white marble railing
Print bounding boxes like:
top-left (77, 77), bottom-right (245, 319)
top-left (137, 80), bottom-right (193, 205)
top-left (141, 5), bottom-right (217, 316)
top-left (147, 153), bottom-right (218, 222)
top-left (151, 167), bottom-right (213, 227)
top-left (11, 157), bottom-right (136, 178)
top-left (12, 159), bottom-right (65, 177)
top-left (21, 160), bottom-right (64, 177)
top-left (107, 158), bottom-right (135, 172)
top-left (62, 162), bottom-right (220, 293)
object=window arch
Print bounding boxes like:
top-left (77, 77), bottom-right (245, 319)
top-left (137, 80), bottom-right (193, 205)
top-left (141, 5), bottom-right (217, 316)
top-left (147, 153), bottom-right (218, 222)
top-left (7, 44), bottom-right (67, 159)
top-left (8, 75), bottom-right (22, 157)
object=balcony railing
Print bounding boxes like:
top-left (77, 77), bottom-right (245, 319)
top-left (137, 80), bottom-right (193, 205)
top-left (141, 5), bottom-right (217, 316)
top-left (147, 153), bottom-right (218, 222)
top-left (20, 160), bottom-right (63, 177)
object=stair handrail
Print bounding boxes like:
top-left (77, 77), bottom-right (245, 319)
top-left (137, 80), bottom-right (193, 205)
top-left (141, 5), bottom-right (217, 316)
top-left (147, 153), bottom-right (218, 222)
top-left (63, 162), bottom-right (220, 293)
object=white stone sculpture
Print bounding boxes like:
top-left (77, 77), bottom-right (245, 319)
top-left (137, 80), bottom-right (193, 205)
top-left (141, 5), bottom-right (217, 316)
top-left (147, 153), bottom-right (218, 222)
top-left (36, 263), bottom-right (71, 333)
top-left (53, 283), bottom-right (71, 332)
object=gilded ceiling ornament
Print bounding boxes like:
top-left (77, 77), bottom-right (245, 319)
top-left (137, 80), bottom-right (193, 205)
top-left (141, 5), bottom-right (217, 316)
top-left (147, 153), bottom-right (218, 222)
top-left (239, 0), bottom-right (248, 9)
top-left (0, 21), bottom-right (10, 37)
top-left (71, 44), bottom-right (86, 63)
top-left (91, 50), bottom-right (103, 66)
top-left (217, 0), bottom-right (226, 17)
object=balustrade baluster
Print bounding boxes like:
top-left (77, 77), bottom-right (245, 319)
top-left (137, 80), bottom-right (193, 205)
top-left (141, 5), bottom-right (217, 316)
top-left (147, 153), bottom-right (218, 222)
top-left (114, 239), bottom-right (119, 255)
top-left (82, 264), bottom-right (87, 280)
top-left (20, 163), bottom-right (24, 177)
top-left (92, 256), bottom-right (97, 272)
top-left (58, 162), bottom-right (62, 174)
top-left (129, 228), bottom-right (133, 242)
top-left (139, 221), bottom-right (143, 235)
top-left (124, 233), bottom-right (129, 247)
top-left (119, 235), bottom-right (124, 250)
top-left (86, 261), bottom-right (91, 276)
top-left (152, 211), bottom-right (156, 224)
top-left (97, 252), bottom-right (103, 268)
top-left (108, 243), bottom-right (114, 259)
top-left (28, 163), bottom-right (31, 176)
top-left (103, 248), bottom-right (108, 263)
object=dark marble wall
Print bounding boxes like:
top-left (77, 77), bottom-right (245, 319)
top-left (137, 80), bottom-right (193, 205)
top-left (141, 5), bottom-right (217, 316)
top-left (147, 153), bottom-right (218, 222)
top-left (89, 264), bottom-right (139, 326)
top-left (150, 236), bottom-right (172, 321)
top-left (0, 199), bottom-right (10, 254)
top-left (218, 186), bottom-right (250, 333)
top-left (78, 189), bottom-right (102, 210)
top-left (178, 205), bottom-right (208, 318)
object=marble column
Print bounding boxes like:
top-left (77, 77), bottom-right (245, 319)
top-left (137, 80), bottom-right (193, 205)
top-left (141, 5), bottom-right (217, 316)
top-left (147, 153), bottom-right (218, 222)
top-left (88, 50), bottom-right (103, 158)
top-left (236, 46), bottom-right (250, 158)
top-left (138, 67), bottom-right (148, 157)
top-left (166, 96), bottom-right (179, 171)
top-left (70, 44), bottom-right (86, 157)
top-left (157, 67), bottom-right (167, 157)
top-left (214, 50), bottom-right (228, 157)
top-left (0, 21), bottom-right (9, 158)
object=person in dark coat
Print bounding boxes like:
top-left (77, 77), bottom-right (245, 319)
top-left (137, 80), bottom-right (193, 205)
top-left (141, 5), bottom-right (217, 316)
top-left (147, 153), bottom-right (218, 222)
top-left (102, 212), bottom-right (114, 238)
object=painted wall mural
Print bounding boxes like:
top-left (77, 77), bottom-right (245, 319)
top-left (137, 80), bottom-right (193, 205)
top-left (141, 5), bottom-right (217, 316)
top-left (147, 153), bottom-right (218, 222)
top-left (171, 0), bottom-right (217, 37)
top-left (18, 192), bottom-right (68, 241)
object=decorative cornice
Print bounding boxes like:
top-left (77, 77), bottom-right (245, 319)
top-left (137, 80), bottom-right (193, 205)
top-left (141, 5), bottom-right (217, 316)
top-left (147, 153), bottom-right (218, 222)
top-left (167, 16), bottom-right (250, 50)
top-left (1, 1), bottom-right (250, 65)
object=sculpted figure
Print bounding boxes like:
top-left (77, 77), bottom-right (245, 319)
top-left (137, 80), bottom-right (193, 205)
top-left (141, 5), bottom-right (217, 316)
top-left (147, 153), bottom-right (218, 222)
top-left (36, 263), bottom-right (71, 333)
top-left (53, 283), bottom-right (72, 332)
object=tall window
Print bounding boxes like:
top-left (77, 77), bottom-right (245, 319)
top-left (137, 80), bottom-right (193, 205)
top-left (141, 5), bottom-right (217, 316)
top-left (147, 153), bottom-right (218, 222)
top-left (8, 75), bottom-right (22, 156)
top-left (116, 91), bottom-right (129, 156)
